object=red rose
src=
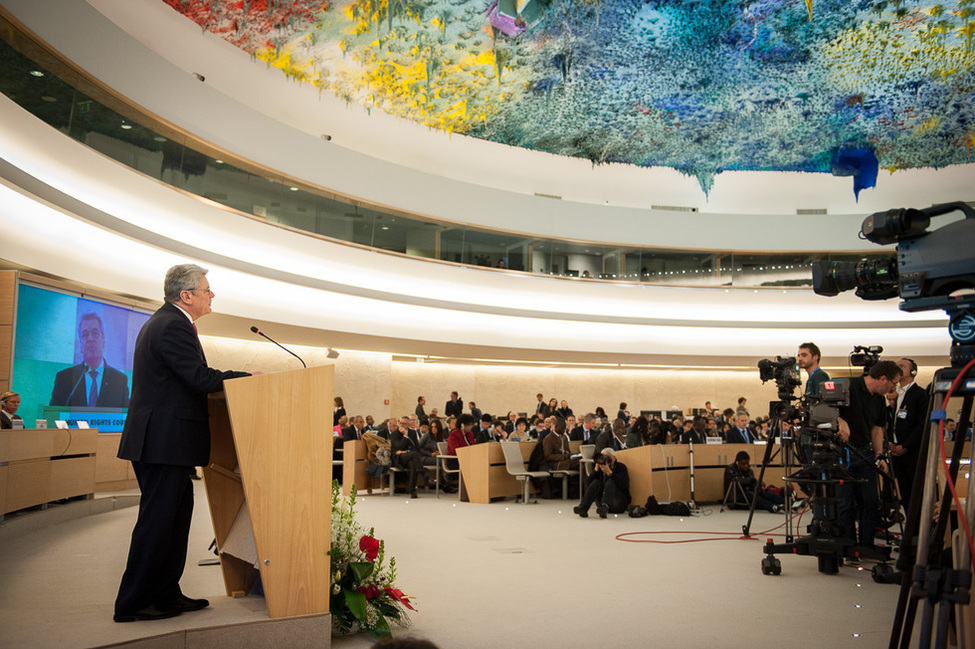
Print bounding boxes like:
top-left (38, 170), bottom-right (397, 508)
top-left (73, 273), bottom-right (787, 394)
top-left (359, 535), bottom-right (380, 561)
top-left (384, 587), bottom-right (416, 611)
top-left (357, 585), bottom-right (382, 600)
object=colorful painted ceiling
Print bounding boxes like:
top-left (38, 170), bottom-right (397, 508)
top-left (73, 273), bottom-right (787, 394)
top-left (164, 0), bottom-right (975, 196)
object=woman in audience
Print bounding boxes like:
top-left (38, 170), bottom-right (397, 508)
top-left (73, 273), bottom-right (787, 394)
top-left (594, 406), bottom-right (607, 421)
top-left (333, 396), bottom-right (346, 426)
top-left (508, 417), bottom-right (530, 441)
top-left (545, 397), bottom-right (558, 417)
top-left (625, 415), bottom-right (649, 448)
top-left (446, 414), bottom-right (475, 470)
top-left (557, 400), bottom-right (573, 419)
top-left (492, 420), bottom-right (508, 441)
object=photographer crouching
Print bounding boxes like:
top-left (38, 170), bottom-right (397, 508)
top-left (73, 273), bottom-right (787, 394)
top-left (836, 360), bottom-right (903, 549)
top-left (574, 448), bottom-right (631, 518)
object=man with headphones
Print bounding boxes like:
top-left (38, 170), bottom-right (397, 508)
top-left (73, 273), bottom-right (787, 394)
top-left (890, 358), bottom-right (928, 509)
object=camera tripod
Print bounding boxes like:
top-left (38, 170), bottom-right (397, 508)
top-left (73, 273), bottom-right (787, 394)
top-left (889, 360), bottom-right (975, 649)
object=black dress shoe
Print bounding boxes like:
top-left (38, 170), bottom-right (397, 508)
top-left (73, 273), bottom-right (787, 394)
top-left (114, 605), bottom-right (182, 623)
top-left (410, 489), bottom-right (418, 498)
top-left (170, 594), bottom-right (210, 612)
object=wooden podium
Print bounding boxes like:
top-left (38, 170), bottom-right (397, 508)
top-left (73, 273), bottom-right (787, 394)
top-left (203, 366), bottom-right (333, 619)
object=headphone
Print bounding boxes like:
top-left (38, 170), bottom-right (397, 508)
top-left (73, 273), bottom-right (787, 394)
top-left (903, 358), bottom-right (918, 377)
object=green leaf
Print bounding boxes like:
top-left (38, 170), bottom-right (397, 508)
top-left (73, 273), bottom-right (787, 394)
top-left (369, 614), bottom-right (391, 638)
top-left (343, 589), bottom-right (368, 622)
top-left (349, 561), bottom-right (374, 581)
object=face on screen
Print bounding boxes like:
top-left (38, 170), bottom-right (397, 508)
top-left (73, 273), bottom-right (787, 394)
top-left (79, 315), bottom-right (105, 369)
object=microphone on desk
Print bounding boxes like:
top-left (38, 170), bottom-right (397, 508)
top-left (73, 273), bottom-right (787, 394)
top-left (250, 326), bottom-right (307, 368)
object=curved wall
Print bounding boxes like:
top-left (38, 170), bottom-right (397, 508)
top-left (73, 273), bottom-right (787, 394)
top-left (0, 91), bottom-right (952, 366)
top-left (4, 0), bottom-right (972, 253)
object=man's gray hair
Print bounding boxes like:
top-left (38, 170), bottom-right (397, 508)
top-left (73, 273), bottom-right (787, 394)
top-left (164, 264), bottom-right (208, 303)
top-left (601, 448), bottom-right (616, 458)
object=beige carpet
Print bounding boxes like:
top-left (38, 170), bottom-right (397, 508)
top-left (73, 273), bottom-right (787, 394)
top-left (0, 487), bottom-right (905, 648)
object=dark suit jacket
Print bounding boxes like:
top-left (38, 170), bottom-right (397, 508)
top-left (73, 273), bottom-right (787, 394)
top-left (894, 383), bottom-right (928, 455)
top-left (342, 425), bottom-right (365, 443)
top-left (51, 362), bottom-right (130, 408)
top-left (726, 427), bottom-right (753, 444)
top-left (117, 302), bottom-right (249, 467)
top-left (1, 411), bottom-right (23, 429)
top-left (444, 399), bottom-right (463, 418)
top-left (570, 426), bottom-right (597, 443)
top-left (474, 426), bottom-right (495, 444)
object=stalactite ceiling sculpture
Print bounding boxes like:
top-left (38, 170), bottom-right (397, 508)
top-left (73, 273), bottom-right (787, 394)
top-left (164, 0), bottom-right (975, 198)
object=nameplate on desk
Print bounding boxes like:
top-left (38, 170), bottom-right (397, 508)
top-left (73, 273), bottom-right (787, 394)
top-left (34, 419), bottom-right (47, 429)
top-left (12, 419), bottom-right (24, 429)
top-left (76, 421), bottom-right (90, 429)
top-left (705, 437), bottom-right (722, 444)
top-left (55, 420), bottom-right (69, 429)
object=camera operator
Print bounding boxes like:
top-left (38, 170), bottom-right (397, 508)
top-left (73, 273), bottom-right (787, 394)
top-left (836, 360), bottom-right (902, 548)
top-left (798, 342), bottom-right (830, 397)
top-left (889, 358), bottom-right (928, 508)
top-left (573, 448), bottom-right (630, 518)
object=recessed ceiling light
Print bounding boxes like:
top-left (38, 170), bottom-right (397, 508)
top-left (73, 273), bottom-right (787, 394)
top-left (120, 123), bottom-right (133, 130)
top-left (30, 70), bottom-right (44, 77)
top-left (153, 136), bottom-right (167, 142)
top-left (214, 159), bottom-right (224, 164)
top-left (40, 96), bottom-right (57, 103)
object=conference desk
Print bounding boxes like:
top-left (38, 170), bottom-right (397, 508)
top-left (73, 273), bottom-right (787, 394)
top-left (454, 440), bottom-right (788, 505)
top-left (0, 427), bottom-right (97, 518)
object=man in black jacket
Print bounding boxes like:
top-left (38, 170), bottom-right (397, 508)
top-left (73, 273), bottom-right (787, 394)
top-left (574, 448), bottom-right (630, 518)
top-left (50, 312), bottom-right (130, 408)
top-left (114, 264), bottom-right (250, 623)
top-left (444, 391), bottom-right (463, 418)
top-left (890, 358), bottom-right (928, 508)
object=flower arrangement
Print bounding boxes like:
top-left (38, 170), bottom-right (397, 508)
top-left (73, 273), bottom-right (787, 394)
top-left (329, 480), bottom-right (415, 636)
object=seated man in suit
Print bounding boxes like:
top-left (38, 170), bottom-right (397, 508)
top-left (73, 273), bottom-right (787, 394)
top-left (1, 391), bottom-right (23, 428)
top-left (595, 418), bottom-right (627, 454)
top-left (390, 416), bottom-right (432, 498)
top-left (50, 312), bottom-right (130, 408)
top-left (726, 413), bottom-right (757, 444)
top-left (574, 448), bottom-right (630, 518)
top-left (679, 415), bottom-right (708, 444)
top-left (474, 414), bottom-right (496, 443)
top-left (569, 413), bottom-right (598, 444)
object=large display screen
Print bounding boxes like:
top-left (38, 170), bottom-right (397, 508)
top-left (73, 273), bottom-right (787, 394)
top-left (11, 282), bottom-right (151, 432)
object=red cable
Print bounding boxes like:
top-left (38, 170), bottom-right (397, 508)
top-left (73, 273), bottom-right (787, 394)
top-left (936, 358), bottom-right (975, 562)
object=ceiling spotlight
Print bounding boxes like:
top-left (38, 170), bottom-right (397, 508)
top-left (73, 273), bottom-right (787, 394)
top-left (320, 134), bottom-right (332, 141)
top-left (289, 186), bottom-right (299, 191)
top-left (120, 122), bottom-right (133, 130)
top-left (153, 136), bottom-right (167, 142)
top-left (192, 72), bottom-right (205, 82)
top-left (30, 70), bottom-right (44, 77)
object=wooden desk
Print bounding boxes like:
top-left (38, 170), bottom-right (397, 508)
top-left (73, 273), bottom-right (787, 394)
top-left (342, 439), bottom-right (383, 496)
top-left (457, 441), bottom-right (536, 504)
top-left (615, 445), bottom-right (654, 507)
top-left (0, 427), bottom-right (97, 516)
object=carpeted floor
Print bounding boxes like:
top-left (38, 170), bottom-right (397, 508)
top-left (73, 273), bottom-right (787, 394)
top-left (0, 486), bottom-right (905, 648)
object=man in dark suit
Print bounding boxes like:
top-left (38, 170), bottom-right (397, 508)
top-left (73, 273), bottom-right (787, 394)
top-left (342, 415), bottom-right (367, 443)
top-left (390, 416), bottom-right (428, 498)
top-left (891, 358), bottom-right (928, 508)
top-left (114, 264), bottom-right (250, 623)
top-left (444, 391), bottom-right (463, 418)
top-left (474, 414), bottom-right (496, 443)
top-left (50, 312), bottom-right (130, 408)
top-left (569, 413), bottom-right (598, 443)
top-left (726, 413), bottom-right (756, 444)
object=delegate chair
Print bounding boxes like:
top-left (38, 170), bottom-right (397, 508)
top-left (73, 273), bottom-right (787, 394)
top-left (436, 441), bottom-right (462, 500)
top-left (501, 441), bottom-right (550, 505)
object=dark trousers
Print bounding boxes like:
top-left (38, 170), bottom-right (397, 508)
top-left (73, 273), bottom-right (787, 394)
top-left (579, 476), bottom-right (629, 514)
top-left (393, 451), bottom-right (425, 491)
top-left (115, 462), bottom-right (195, 614)
top-left (893, 452), bottom-right (918, 509)
top-left (837, 452), bottom-right (880, 547)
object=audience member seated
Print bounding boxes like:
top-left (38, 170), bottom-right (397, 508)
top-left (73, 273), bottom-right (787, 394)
top-left (446, 414), bottom-right (476, 470)
top-left (342, 415), bottom-right (367, 442)
top-left (679, 415), bottom-right (708, 444)
top-left (726, 413), bottom-right (757, 444)
top-left (390, 416), bottom-right (432, 498)
top-left (507, 417), bottom-right (531, 441)
top-left (542, 418), bottom-right (579, 472)
top-left (474, 414), bottom-right (495, 444)
top-left (574, 448), bottom-right (631, 518)
top-left (570, 413), bottom-right (599, 443)
top-left (565, 414), bottom-right (581, 439)
top-left (1, 391), bottom-right (23, 429)
top-left (595, 418), bottom-right (627, 454)
top-left (625, 415), bottom-right (649, 448)
top-left (724, 451), bottom-right (784, 512)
